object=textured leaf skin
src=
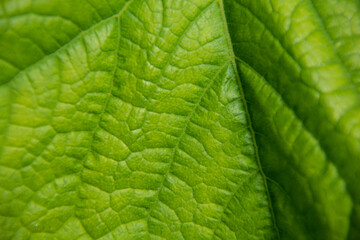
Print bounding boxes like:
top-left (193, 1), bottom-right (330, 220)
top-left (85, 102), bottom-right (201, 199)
top-left (0, 0), bottom-right (358, 240)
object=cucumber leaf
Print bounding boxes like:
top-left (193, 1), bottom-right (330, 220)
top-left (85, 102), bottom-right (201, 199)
top-left (1, 0), bottom-right (359, 239)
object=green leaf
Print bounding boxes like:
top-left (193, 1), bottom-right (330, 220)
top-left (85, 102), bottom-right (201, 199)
top-left (0, 0), bottom-right (359, 239)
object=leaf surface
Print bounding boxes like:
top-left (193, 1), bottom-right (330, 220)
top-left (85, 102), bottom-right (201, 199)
top-left (0, 0), bottom-right (359, 239)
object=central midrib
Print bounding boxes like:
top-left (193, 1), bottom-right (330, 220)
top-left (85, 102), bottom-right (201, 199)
top-left (217, 0), bottom-right (281, 239)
